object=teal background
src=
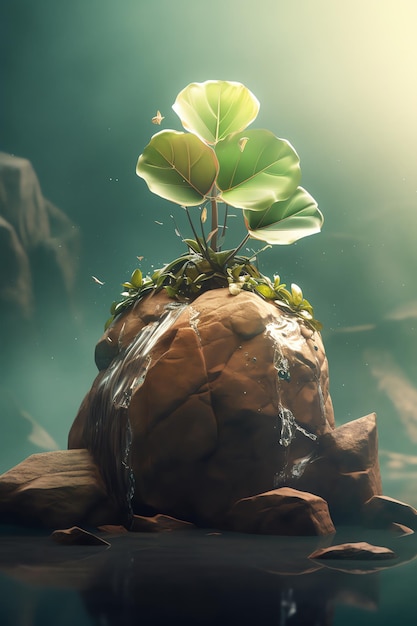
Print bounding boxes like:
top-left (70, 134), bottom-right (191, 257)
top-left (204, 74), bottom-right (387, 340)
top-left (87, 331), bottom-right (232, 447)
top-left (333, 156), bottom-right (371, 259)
top-left (1, 2), bottom-right (417, 625)
top-left (1, 0), bottom-right (417, 503)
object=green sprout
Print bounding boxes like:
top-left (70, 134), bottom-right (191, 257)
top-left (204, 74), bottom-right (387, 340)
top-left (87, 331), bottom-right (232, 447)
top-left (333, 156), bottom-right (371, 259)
top-left (107, 80), bottom-right (324, 330)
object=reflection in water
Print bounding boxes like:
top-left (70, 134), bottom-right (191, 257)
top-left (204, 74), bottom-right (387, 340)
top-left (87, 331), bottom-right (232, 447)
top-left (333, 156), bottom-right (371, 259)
top-left (1, 527), bottom-right (417, 626)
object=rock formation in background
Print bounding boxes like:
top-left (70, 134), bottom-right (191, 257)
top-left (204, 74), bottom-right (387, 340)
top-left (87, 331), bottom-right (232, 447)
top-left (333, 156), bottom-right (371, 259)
top-left (0, 152), bottom-right (79, 335)
top-left (0, 152), bottom-right (80, 465)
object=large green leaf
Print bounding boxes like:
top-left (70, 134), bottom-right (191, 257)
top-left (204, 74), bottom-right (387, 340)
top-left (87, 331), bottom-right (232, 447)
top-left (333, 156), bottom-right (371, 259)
top-left (244, 186), bottom-right (324, 244)
top-left (172, 80), bottom-right (260, 145)
top-left (136, 130), bottom-right (218, 206)
top-left (215, 130), bottom-right (301, 211)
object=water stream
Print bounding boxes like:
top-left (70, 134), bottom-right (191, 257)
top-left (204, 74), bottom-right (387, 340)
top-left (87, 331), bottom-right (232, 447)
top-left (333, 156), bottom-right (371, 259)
top-left (265, 316), bottom-right (321, 487)
top-left (83, 301), bottom-right (188, 525)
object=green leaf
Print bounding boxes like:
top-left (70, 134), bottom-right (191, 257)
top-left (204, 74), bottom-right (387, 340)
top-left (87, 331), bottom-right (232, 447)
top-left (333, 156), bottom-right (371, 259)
top-left (254, 283), bottom-right (276, 299)
top-left (215, 130), bottom-right (301, 211)
top-left (183, 239), bottom-right (203, 254)
top-left (244, 186), bottom-right (323, 244)
top-left (130, 269), bottom-right (143, 289)
top-left (136, 130), bottom-right (218, 206)
top-left (172, 80), bottom-right (260, 145)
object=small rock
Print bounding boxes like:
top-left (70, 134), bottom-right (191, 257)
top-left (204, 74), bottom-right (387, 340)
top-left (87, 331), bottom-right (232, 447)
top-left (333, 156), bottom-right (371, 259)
top-left (228, 487), bottom-right (336, 536)
top-left (361, 495), bottom-right (417, 530)
top-left (51, 526), bottom-right (110, 546)
top-left (129, 514), bottom-right (195, 533)
top-left (97, 524), bottom-right (129, 534)
top-left (389, 522), bottom-right (414, 537)
top-left (290, 413), bottom-right (383, 525)
top-left (309, 542), bottom-right (396, 560)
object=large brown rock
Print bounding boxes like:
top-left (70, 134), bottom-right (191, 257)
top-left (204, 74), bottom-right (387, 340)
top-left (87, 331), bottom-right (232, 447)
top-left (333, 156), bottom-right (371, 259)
top-left (69, 289), bottom-right (334, 527)
top-left (0, 450), bottom-right (120, 528)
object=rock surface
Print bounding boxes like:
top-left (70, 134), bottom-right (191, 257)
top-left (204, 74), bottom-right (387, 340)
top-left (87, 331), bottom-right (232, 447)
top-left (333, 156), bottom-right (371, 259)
top-left (361, 495), bottom-right (417, 530)
top-left (51, 526), bottom-right (110, 546)
top-left (0, 152), bottom-right (80, 472)
top-left (227, 487), bottom-right (336, 535)
top-left (309, 542), bottom-right (397, 560)
top-left (0, 450), bottom-right (120, 528)
top-left (288, 413), bottom-right (383, 523)
top-left (0, 152), bottom-right (79, 332)
top-left (129, 514), bottom-right (195, 533)
top-left (69, 289), bottom-right (334, 527)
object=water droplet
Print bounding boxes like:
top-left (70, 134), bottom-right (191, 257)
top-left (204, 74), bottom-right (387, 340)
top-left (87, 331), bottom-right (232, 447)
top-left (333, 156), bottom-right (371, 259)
top-left (291, 453), bottom-right (315, 478)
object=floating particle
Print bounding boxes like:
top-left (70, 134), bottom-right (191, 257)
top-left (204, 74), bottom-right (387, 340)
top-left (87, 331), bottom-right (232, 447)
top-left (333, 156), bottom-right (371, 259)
top-left (152, 110), bottom-right (165, 125)
top-left (91, 275), bottom-right (105, 286)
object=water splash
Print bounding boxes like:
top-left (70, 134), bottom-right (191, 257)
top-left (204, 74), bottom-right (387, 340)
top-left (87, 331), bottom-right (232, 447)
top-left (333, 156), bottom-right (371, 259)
top-left (278, 405), bottom-right (317, 447)
top-left (189, 306), bottom-right (201, 341)
top-left (83, 301), bottom-right (188, 525)
top-left (266, 316), bottom-right (319, 487)
top-left (290, 451), bottom-right (315, 478)
top-left (266, 318), bottom-right (298, 383)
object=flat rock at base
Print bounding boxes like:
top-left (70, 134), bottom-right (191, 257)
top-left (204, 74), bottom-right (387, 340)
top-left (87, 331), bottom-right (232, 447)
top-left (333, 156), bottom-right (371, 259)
top-left (51, 526), bottom-right (110, 547)
top-left (0, 449), bottom-right (122, 528)
top-left (227, 487), bottom-right (336, 536)
top-left (361, 495), bottom-right (417, 530)
top-left (129, 514), bottom-right (195, 533)
top-left (309, 542), bottom-right (396, 560)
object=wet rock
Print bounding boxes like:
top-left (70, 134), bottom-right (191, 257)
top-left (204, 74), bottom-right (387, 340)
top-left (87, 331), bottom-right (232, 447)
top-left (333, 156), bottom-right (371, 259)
top-left (129, 514), bottom-right (195, 533)
top-left (361, 495), bottom-right (417, 530)
top-left (69, 289), bottom-right (334, 528)
top-left (0, 449), bottom-right (121, 528)
top-left (51, 526), bottom-right (110, 547)
top-left (289, 413), bottom-right (382, 524)
top-left (309, 542), bottom-right (396, 560)
top-left (97, 524), bottom-right (129, 534)
top-left (227, 487), bottom-right (336, 535)
top-left (389, 523), bottom-right (414, 536)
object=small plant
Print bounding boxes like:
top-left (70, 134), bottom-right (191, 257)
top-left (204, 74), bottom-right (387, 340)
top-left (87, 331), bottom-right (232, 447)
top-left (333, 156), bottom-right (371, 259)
top-left (107, 80), bottom-right (324, 329)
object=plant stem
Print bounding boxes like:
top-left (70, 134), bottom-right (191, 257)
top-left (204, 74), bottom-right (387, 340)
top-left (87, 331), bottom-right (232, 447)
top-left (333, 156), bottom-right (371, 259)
top-left (184, 207), bottom-right (210, 261)
top-left (219, 203), bottom-right (229, 250)
top-left (210, 197), bottom-right (218, 251)
top-left (223, 233), bottom-right (250, 266)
